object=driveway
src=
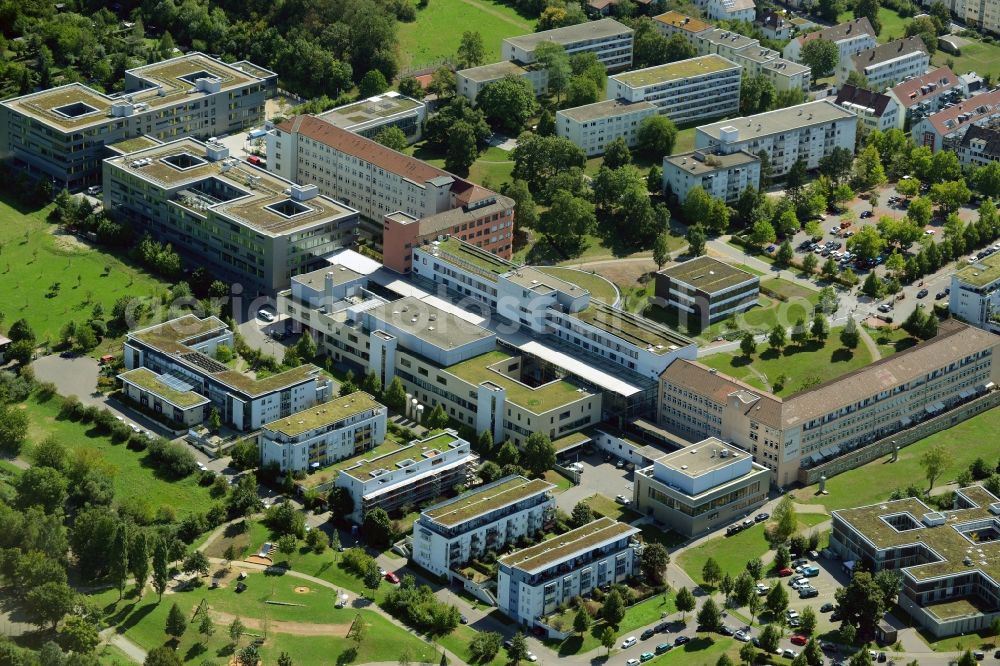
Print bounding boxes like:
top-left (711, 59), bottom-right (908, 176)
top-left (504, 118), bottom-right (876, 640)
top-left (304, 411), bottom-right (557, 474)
top-left (555, 452), bottom-right (634, 514)
top-left (238, 315), bottom-right (293, 361)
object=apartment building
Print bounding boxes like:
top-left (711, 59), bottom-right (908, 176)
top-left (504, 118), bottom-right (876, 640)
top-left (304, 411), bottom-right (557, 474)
top-left (888, 67), bottom-right (964, 129)
top-left (757, 9), bottom-right (793, 41)
top-left (0, 52), bottom-right (274, 191)
top-left (556, 99), bottom-right (657, 156)
top-left (652, 11), bottom-right (712, 46)
top-left (950, 251), bottom-right (1000, 332)
top-left (921, 0), bottom-right (1000, 36)
top-left (707, 0), bottom-right (756, 22)
top-left (634, 439), bottom-right (770, 536)
top-left (607, 55), bottom-right (742, 125)
top-left (662, 148), bottom-right (761, 205)
top-left (911, 88), bottom-right (1000, 152)
top-left (836, 37), bottom-right (930, 89)
top-left (268, 115), bottom-right (514, 273)
top-left (123, 315), bottom-right (331, 432)
top-left (412, 475), bottom-right (556, 580)
top-left (335, 430), bottom-right (477, 523)
top-left (456, 61), bottom-right (549, 104)
top-left (835, 84), bottom-right (902, 132)
top-left (502, 19), bottom-right (634, 71)
top-left (697, 28), bottom-right (811, 92)
top-left (782, 17), bottom-right (876, 64)
top-left (315, 92), bottom-right (426, 144)
top-left (258, 391), bottom-right (388, 472)
top-left (958, 125), bottom-right (1000, 169)
top-left (103, 137), bottom-right (359, 294)
top-left (831, 486), bottom-right (1000, 638)
top-left (658, 320), bottom-right (1000, 487)
top-left (497, 517), bottom-right (640, 628)
top-left (694, 100), bottom-right (857, 177)
top-left (653, 256), bottom-right (760, 327)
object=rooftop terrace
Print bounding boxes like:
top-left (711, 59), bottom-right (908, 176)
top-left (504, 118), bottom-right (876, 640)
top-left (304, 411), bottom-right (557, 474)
top-left (118, 367), bottom-right (209, 408)
top-left (500, 517), bottom-right (638, 573)
top-left (573, 301), bottom-right (693, 354)
top-left (338, 431), bottom-right (464, 481)
top-left (613, 55), bottom-right (737, 88)
top-left (955, 252), bottom-right (1000, 288)
top-left (423, 476), bottom-right (554, 527)
top-left (659, 256), bottom-right (757, 293)
top-left (262, 391), bottom-right (383, 438)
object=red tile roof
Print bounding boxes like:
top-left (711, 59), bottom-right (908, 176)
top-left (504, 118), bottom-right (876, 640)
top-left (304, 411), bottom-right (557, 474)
top-left (922, 88), bottom-right (1000, 137)
top-left (796, 17), bottom-right (874, 46)
top-left (889, 66), bottom-right (959, 109)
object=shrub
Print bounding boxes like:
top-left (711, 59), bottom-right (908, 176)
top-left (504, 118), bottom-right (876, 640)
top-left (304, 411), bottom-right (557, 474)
top-left (59, 395), bottom-right (82, 420)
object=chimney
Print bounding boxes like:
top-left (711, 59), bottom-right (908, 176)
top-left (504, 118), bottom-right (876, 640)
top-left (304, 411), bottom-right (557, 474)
top-left (325, 271), bottom-right (335, 305)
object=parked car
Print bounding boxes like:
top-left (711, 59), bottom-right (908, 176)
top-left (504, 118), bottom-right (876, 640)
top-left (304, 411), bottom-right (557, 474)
top-left (778, 567), bottom-right (794, 577)
top-left (755, 512), bottom-right (769, 522)
top-left (718, 626), bottom-right (734, 636)
top-left (622, 637), bottom-right (638, 649)
top-left (673, 636), bottom-right (690, 646)
top-left (625, 659), bottom-right (639, 666)
top-left (799, 586), bottom-right (819, 598)
top-left (655, 622), bottom-right (670, 633)
top-left (641, 629), bottom-right (655, 640)
top-left (860, 210), bottom-right (873, 219)
top-left (257, 309), bottom-right (276, 322)
top-left (734, 630), bottom-right (750, 642)
top-left (791, 635), bottom-right (808, 646)
top-left (917, 288), bottom-right (928, 298)
top-left (801, 565), bottom-right (820, 577)
top-left (820, 603), bottom-right (835, 613)
top-left (639, 653), bottom-right (654, 663)
top-left (783, 650), bottom-right (797, 659)
top-left (615, 494), bottom-right (630, 505)
top-left (786, 610), bottom-right (800, 621)
top-left (655, 643), bottom-right (672, 654)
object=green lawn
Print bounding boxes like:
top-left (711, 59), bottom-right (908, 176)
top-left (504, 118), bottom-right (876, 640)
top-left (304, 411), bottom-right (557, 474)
top-left (674, 126), bottom-right (697, 154)
top-left (96, 643), bottom-right (133, 666)
top-left (934, 38), bottom-right (1000, 80)
top-left (700, 327), bottom-right (874, 396)
top-left (639, 525), bottom-right (688, 549)
top-left (873, 7), bottom-right (911, 42)
top-left (18, 392), bottom-right (214, 518)
top-left (793, 406), bottom-right (1000, 513)
top-left (867, 325), bottom-right (918, 358)
top-left (547, 594), bottom-right (677, 655)
top-left (536, 266), bottom-right (619, 304)
top-left (439, 625), bottom-right (506, 666)
top-left (0, 195), bottom-right (167, 349)
top-left (247, 521), bottom-right (369, 594)
top-left (542, 468), bottom-right (573, 493)
top-left (583, 493), bottom-right (642, 523)
top-left (397, 0), bottom-right (533, 69)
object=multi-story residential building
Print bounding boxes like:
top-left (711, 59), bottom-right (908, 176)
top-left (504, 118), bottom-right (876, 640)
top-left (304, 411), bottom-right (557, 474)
top-left (957, 125), bottom-right (1000, 169)
top-left (267, 115), bottom-right (514, 273)
top-left (103, 137), bottom-right (359, 294)
top-left (920, 0), bottom-right (1000, 36)
top-left (497, 517), bottom-right (640, 628)
top-left (836, 37), bottom-right (930, 88)
top-left (694, 100), bottom-right (857, 177)
top-left (502, 19), bottom-right (634, 71)
top-left (951, 251), bottom-right (1000, 333)
top-left (652, 11), bottom-right (712, 46)
top-left (315, 93), bottom-right (426, 144)
top-left (0, 52), bottom-right (274, 191)
top-left (412, 475), bottom-right (556, 580)
top-left (258, 391), bottom-right (388, 472)
top-left (556, 99), bottom-right (657, 156)
top-left (696, 28), bottom-right (811, 92)
top-left (122, 315), bottom-right (332, 431)
top-left (706, 0), bottom-right (755, 22)
top-left (831, 486), bottom-right (1000, 638)
top-left (456, 61), bottom-right (549, 103)
top-left (887, 67), bottom-right (964, 129)
top-left (662, 148), bottom-right (760, 204)
top-left (835, 84), bottom-right (902, 132)
top-left (607, 55), bottom-right (742, 125)
top-left (757, 9), bottom-right (793, 41)
top-left (911, 89), bottom-right (1000, 152)
top-left (335, 430), bottom-right (477, 523)
top-left (634, 439), bottom-right (770, 536)
top-left (653, 256), bottom-right (760, 328)
top-left (658, 320), bottom-right (1000, 487)
top-left (782, 17), bottom-right (876, 64)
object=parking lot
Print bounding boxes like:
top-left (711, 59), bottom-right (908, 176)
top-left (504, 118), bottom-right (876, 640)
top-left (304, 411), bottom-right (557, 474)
top-left (554, 450), bottom-right (635, 514)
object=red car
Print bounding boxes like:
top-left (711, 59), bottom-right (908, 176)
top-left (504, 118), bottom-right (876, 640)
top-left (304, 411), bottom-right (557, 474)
top-left (790, 635), bottom-right (808, 646)
top-left (385, 571), bottom-right (400, 584)
top-left (778, 567), bottom-right (794, 577)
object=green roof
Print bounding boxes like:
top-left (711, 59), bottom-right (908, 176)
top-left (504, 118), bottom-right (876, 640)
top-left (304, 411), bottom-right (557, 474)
top-left (553, 431), bottom-right (591, 452)
top-left (612, 55), bottom-right (737, 88)
top-left (262, 391), bottom-right (383, 437)
top-left (659, 256), bottom-right (758, 294)
top-left (118, 367), bottom-right (209, 409)
top-left (338, 431), bottom-right (463, 481)
top-left (423, 476), bottom-right (554, 527)
top-left (573, 301), bottom-right (693, 354)
top-left (955, 252), bottom-right (1000, 288)
top-left (434, 238), bottom-right (513, 278)
top-left (446, 350), bottom-right (593, 414)
top-left (108, 135), bottom-right (161, 154)
top-left (499, 517), bottom-right (638, 573)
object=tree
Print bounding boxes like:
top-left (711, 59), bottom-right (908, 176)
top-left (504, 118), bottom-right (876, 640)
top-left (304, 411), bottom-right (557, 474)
top-left (740, 641), bottom-right (757, 666)
top-left (564, 76), bottom-right (600, 107)
top-left (750, 219), bottom-right (777, 248)
top-left (535, 42), bottom-right (570, 101)
top-left (802, 252), bottom-right (818, 274)
top-left (685, 224), bottom-right (706, 257)
top-left (675, 587), bottom-right (695, 621)
top-left (363, 507), bottom-right (394, 548)
top-left (110, 523), bottom-right (130, 600)
top-left (855, 0), bottom-right (882, 33)
top-left (717, 656), bottom-right (735, 666)
top-left (930, 179), bottom-right (972, 214)
top-left (877, 216), bottom-right (922, 250)
top-left (811, 314), bottom-right (828, 342)
top-left (165, 603), bottom-right (187, 642)
top-left (974, 161), bottom-right (1000, 199)
top-left (573, 608), bottom-right (591, 636)
top-left (652, 231), bottom-right (672, 270)
top-left (522, 432), bottom-right (556, 475)
top-left (741, 73), bottom-right (777, 115)
top-left (838, 318), bottom-right (859, 351)
top-left (278, 653), bottom-right (293, 666)
top-left (957, 651), bottom-right (978, 666)
top-left (740, 332), bottom-right (756, 358)
top-left (697, 597), bottom-right (722, 631)
top-left (145, 647), bottom-right (183, 666)
top-left (836, 570), bottom-right (886, 634)
top-left (847, 225), bottom-right (887, 262)
top-left (571, 502), bottom-right (594, 528)
top-left (640, 543), bottom-right (669, 585)
top-left (470, 632), bottom-right (503, 662)
top-left (873, 569), bottom-right (902, 604)
top-left (702, 557), bottom-right (722, 586)
top-left (852, 145), bottom-right (887, 191)
top-left (197, 603), bottom-right (215, 644)
top-left (183, 551), bottom-right (210, 577)
top-left (445, 121), bottom-right (479, 176)
top-left (277, 534), bottom-right (297, 561)
top-left (348, 614), bottom-right (367, 647)
top-left (506, 632), bottom-right (529, 665)
top-left (457, 31), bottom-right (486, 68)
top-left (861, 271), bottom-right (884, 300)
top-left (152, 537), bottom-right (169, 601)
top-left (800, 605), bottom-right (817, 634)
top-left (383, 377), bottom-right (407, 411)
top-left (359, 70), bottom-right (388, 98)
top-left (602, 589), bottom-right (626, 625)
top-left (601, 137), bottom-right (632, 170)
top-left (512, 133), bottom-right (586, 196)
top-left (819, 146), bottom-right (854, 183)
top-left (477, 76), bottom-right (537, 134)
top-left (538, 191), bottom-right (595, 254)
top-left (229, 618), bottom-right (245, 647)
top-left (920, 443), bottom-right (948, 492)
top-left (907, 196), bottom-right (933, 228)
top-left (759, 624), bottom-right (781, 654)
top-left (768, 324), bottom-right (786, 352)
top-left (208, 407), bottom-right (222, 432)
top-left (363, 562), bottom-right (382, 597)
top-left (600, 625), bottom-right (616, 655)
top-left (766, 582), bottom-right (788, 617)
top-left (791, 316), bottom-right (809, 345)
top-left (800, 39), bottom-right (839, 80)
top-left (636, 115), bottom-right (678, 159)
top-left (238, 645), bottom-right (260, 666)
top-left (25, 581), bottom-right (75, 629)
top-left (59, 613), bottom-right (100, 654)
top-left (0, 404), bottom-right (30, 456)
top-left (374, 126), bottom-right (408, 152)
top-left (776, 240), bottom-right (794, 267)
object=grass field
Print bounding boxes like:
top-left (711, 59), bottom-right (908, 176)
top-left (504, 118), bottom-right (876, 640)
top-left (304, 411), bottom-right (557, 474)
top-left (397, 0), bottom-right (533, 69)
top-left (547, 593), bottom-right (678, 655)
top-left (700, 326), bottom-right (873, 396)
top-left (536, 266), bottom-right (619, 304)
top-left (0, 195), bottom-right (167, 349)
top-left (583, 492), bottom-right (642, 523)
top-left (793, 406), bottom-right (1000, 513)
top-left (247, 521), bottom-right (369, 594)
top-left (932, 39), bottom-right (1000, 80)
top-left (18, 391), bottom-right (214, 518)
top-left (867, 325), bottom-right (918, 358)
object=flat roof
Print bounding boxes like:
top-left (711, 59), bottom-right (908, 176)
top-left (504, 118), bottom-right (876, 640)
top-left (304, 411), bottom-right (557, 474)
top-left (423, 476), bottom-right (554, 527)
top-left (955, 251), bottom-right (1000, 287)
top-left (107, 135), bottom-right (162, 155)
top-left (366, 295), bottom-right (495, 350)
top-left (317, 93), bottom-right (422, 128)
top-left (118, 367), bottom-right (210, 409)
top-left (338, 431), bottom-right (464, 481)
top-left (292, 265), bottom-right (364, 292)
top-left (612, 55), bottom-right (738, 88)
top-left (558, 99), bottom-right (656, 123)
top-left (458, 60), bottom-right (533, 82)
top-left (505, 266), bottom-right (587, 298)
top-left (698, 27), bottom-right (758, 50)
top-left (430, 238), bottom-right (514, 278)
top-left (499, 517), bottom-right (638, 573)
top-left (664, 149), bottom-right (760, 175)
top-left (573, 301), bottom-right (693, 354)
top-left (504, 18), bottom-right (632, 51)
top-left (652, 11), bottom-right (712, 34)
top-left (262, 391), bottom-right (383, 438)
top-left (697, 100), bottom-right (855, 142)
top-left (659, 256), bottom-right (757, 293)
top-left (446, 350), bottom-right (593, 413)
top-left (3, 52), bottom-right (261, 131)
top-left (106, 138), bottom-right (357, 236)
top-left (656, 438), bottom-right (748, 477)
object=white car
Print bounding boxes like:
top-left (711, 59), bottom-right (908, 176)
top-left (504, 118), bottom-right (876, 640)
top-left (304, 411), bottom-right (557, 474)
top-left (257, 309), bottom-right (276, 322)
top-left (734, 630), bottom-right (750, 642)
top-left (622, 637), bottom-right (638, 649)
top-left (786, 609), bottom-right (800, 620)
top-left (626, 660), bottom-right (640, 666)
top-left (526, 652), bottom-right (537, 662)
